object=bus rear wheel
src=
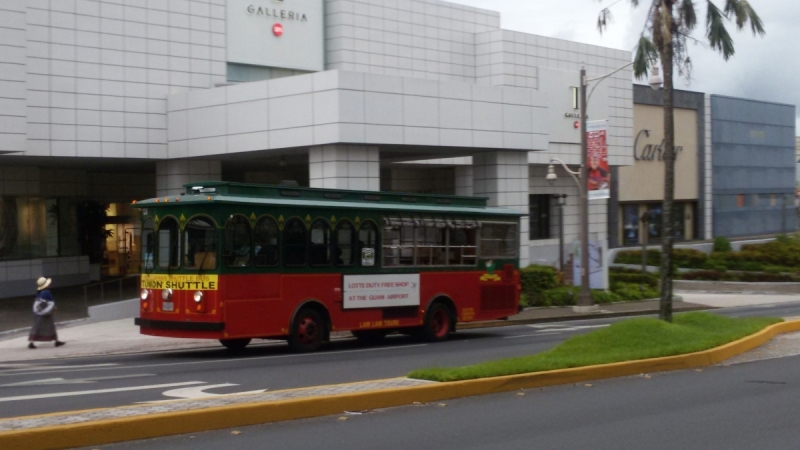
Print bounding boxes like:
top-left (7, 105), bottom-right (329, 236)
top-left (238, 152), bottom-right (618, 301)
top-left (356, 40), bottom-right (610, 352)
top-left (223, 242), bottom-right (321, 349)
top-left (288, 308), bottom-right (325, 353)
top-left (220, 338), bottom-right (251, 351)
top-left (418, 302), bottom-right (454, 342)
top-left (351, 329), bottom-right (389, 344)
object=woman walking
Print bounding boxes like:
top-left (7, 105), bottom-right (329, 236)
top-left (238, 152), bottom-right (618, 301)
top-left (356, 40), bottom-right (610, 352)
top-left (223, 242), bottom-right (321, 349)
top-left (28, 277), bottom-right (65, 349)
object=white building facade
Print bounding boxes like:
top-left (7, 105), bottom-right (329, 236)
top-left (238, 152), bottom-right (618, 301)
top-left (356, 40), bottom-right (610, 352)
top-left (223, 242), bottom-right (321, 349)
top-left (0, 0), bottom-right (632, 297)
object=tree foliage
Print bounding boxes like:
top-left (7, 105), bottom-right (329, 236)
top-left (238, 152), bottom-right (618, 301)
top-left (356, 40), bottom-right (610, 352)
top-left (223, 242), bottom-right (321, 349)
top-left (599, 0), bottom-right (765, 79)
top-left (596, 0), bottom-right (765, 321)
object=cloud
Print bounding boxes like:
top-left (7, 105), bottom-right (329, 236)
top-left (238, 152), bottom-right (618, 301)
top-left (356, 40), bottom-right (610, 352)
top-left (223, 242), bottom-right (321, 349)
top-left (451, 0), bottom-right (798, 131)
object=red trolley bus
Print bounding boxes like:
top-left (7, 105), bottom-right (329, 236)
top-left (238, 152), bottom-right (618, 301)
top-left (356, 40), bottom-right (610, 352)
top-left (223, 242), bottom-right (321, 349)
top-left (134, 182), bottom-right (522, 352)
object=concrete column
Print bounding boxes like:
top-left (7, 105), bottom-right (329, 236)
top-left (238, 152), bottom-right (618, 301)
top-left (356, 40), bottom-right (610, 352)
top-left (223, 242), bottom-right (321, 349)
top-left (454, 166), bottom-right (473, 196)
top-left (703, 94), bottom-right (713, 239)
top-left (309, 145), bottom-right (380, 191)
top-left (473, 151), bottom-right (530, 267)
top-left (156, 159), bottom-right (221, 197)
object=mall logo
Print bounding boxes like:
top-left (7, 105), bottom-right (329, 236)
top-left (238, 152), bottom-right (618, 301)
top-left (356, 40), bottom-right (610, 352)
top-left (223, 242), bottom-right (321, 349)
top-left (247, 1), bottom-right (309, 22)
top-left (633, 129), bottom-right (683, 161)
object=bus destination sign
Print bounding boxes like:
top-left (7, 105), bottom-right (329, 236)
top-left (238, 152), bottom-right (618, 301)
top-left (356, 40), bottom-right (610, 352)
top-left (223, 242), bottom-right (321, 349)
top-left (141, 274), bottom-right (219, 291)
top-left (343, 274), bottom-right (420, 309)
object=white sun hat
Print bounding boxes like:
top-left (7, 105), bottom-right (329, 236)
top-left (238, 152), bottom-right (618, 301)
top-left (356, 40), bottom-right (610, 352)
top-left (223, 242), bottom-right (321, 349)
top-left (36, 277), bottom-right (52, 291)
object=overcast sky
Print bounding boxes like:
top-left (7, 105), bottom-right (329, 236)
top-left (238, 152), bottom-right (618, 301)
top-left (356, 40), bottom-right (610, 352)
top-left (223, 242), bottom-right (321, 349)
top-left (452, 0), bottom-right (799, 132)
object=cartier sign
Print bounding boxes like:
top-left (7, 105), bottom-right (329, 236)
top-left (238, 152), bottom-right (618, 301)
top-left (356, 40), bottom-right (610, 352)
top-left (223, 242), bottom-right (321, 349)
top-left (633, 129), bottom-right (683, 161)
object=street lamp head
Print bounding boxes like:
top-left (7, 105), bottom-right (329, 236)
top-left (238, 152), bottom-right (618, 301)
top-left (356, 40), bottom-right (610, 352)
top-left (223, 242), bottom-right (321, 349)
top-left (546, 164), bottom-right (557, 185)
top-left (648, 67), bottom-right (663, 90)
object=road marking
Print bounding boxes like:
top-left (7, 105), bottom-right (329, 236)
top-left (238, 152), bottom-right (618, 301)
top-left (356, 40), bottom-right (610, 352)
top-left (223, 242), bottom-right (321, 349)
top-left (0, 363), bottom-right (119, 374)
top-left (0, 381), bottom-right (204, 403)
top-left (0, 344), bottom-right (429, 378)
top-left (0, 374), bottom-right (155, 387)
top-left (138, 383), bottom-right (268, 403)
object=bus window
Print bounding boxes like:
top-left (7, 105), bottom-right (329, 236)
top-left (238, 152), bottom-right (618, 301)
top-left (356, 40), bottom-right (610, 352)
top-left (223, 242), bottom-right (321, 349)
top-left (142, 217), bottom-right (155, 270)
top-left (283, 218), bottom-right (306, 267)
top-left (156, 217), bottom-right (180, 269)
top-left (224, 215), bottom-right (251, 268)
top-left (480, 222), bottom-right (519, 259)
top-left (309, 219), bottom-right (331, 266)
top-left (358, 221), bottom-right (377, 267)
top-left (416, 224), bottom-right (447, 265)
top-left (184, 216), bottom-right (218, 270)
top-left (334, 221), bottom-right (355, 266)
top-left (448, 228), bottom-right (477, 266)
top-left (254, 216), bottom-right (279, 267)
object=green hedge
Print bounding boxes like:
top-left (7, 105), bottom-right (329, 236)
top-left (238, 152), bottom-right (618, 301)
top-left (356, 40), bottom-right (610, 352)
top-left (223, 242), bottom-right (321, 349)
top-left (520, 265), bottom-right (560, 305)
top-left (522, 283), bottom-right (658, 308)
top-left (678, 270), bottom-right (799, 282)
top-left (614, 248), bottom-right (707, 269)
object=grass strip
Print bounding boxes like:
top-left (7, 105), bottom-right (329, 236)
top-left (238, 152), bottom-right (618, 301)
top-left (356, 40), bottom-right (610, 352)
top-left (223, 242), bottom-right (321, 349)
top-left (409, 312), bottom-right (782, 382)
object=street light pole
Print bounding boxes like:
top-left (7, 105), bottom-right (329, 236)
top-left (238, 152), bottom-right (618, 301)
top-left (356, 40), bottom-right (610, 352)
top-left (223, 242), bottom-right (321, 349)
top-left (576, 67), bottom-right (594, 310)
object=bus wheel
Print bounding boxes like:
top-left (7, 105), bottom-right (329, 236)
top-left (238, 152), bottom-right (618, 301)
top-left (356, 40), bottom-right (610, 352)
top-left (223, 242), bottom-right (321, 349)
top-left (288, 308), bottom-right (325, 353)
top-left (351, 329), bottom-right (389, 344)
top-left (419, 303), bottom-right (454, 342)
top-left (220, 338), bottom-right (251, 351)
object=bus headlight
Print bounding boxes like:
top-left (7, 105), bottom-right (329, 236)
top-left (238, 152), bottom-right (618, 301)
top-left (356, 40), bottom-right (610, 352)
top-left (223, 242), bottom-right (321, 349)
top-left (162, 289), bottom-right (172, 300)
top-left (140, 289), bottom-right (149, 301)
top-left (193, 291), bottom-right (203, 303)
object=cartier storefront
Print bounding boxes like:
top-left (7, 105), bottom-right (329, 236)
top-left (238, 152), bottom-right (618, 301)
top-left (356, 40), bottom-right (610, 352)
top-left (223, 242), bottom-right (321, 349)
top-left (609, 86), bottom-right (707, 248)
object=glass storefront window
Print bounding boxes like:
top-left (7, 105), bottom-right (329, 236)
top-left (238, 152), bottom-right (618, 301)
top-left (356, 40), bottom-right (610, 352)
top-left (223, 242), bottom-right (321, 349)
top-left (646, 204), bottom-right (662, 244)
top-left (622, 205), bottom-right (639, 246)
top-left (672, 204), bottom-right (685, 240)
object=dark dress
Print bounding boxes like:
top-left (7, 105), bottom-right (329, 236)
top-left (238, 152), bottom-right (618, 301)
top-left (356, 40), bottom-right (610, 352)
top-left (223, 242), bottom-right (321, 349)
top-left (29, 290), bottom-right (58, 342)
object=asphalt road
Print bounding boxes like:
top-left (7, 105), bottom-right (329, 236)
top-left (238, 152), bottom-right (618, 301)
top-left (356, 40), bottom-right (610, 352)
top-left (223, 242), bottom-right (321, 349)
top-left (88, 352), bottom-right (800, 450)
top-left (2, 301), bottom-right (799, 420)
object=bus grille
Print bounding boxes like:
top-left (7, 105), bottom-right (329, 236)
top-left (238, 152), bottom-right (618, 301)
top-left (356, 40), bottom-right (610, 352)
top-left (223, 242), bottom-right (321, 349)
top-left (480, 285), bottom-right (516, 311)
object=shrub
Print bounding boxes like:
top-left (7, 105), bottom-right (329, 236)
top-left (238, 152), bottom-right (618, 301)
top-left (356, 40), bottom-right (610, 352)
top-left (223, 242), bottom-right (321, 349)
top-left (713, 236), bottom-right (732, 253)
top-left (531, 287), bottom-right (577, 307)
top-left (593, 290), bottom-right (622, 304)
top-left (612, 282), bottom-right (659, 300)
top-left (679, 270), bottom-right (726, 281)
top-left (614, 249), bottom-right (661, 266)
top-left (520, 265), bottom-right (560, 301)
top-left (610, 272), bottom-right (659, 287)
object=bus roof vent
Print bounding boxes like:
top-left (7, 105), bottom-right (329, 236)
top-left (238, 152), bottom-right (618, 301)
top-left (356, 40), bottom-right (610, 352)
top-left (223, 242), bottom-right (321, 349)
top-left (279, 180), bottom-right (299, 187)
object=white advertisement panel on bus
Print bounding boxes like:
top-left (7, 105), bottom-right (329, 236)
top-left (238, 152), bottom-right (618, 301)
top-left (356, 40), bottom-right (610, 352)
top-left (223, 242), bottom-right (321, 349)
top-left (343, 274), bottom-right (420, 309)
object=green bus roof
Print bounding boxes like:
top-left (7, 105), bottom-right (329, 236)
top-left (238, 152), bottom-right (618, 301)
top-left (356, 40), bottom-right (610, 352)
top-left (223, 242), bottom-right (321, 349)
top-left (133, 181), bottom-right (523, 217)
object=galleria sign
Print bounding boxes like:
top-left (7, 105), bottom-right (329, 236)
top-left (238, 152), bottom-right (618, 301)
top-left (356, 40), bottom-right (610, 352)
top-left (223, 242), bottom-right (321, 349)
top-left (246, 3), bottom-right (309, 22)
top-left (633, 129), bottom-right (684, 161)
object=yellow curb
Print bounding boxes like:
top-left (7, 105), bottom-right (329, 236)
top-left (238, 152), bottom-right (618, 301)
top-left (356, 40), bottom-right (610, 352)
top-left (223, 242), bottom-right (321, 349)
top-left (4, 319), bottom-right (800, 450)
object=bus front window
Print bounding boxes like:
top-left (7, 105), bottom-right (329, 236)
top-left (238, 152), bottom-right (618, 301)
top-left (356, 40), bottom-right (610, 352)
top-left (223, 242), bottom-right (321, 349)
top-left (184, 216), bottom-right (218, 270)
top-left (156, 217), bottom-right (180, 270)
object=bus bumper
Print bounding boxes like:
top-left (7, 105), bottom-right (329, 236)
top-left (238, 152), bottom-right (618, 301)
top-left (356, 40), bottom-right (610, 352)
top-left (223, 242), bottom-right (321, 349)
top-left (134, 318), bottom-right (225, 332)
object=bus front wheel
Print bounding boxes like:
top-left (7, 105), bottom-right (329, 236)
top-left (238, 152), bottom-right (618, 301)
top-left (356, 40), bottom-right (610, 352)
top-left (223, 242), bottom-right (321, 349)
top-left (220, 338), bottom-right (251, 351)
top-left (417, 302), bottom-right (454, 342)
top-left (288, 308), bottom-right (325, 353)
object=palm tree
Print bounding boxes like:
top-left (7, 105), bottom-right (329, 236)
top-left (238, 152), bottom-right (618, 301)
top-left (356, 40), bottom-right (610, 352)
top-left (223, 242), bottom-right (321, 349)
top-left (598, 0), bottom-right (765, 322)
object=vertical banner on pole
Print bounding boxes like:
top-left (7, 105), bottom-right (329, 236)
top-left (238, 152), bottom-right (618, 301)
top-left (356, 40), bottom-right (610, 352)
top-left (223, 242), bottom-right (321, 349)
top-left (587, 120), bottom-right (610, 200)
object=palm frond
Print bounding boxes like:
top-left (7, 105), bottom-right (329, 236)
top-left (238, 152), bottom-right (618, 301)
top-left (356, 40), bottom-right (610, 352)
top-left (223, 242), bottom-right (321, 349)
top-left (633, 36), bottom-right (658, 79)
top-left (741, 1), bottom-right (766, 36)
top-left (679, 0), bottom-right (698, 30)
top-left (598, 8), bottom-right (612, 33)
top-left (706, 1), bottom-right (735, 59)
